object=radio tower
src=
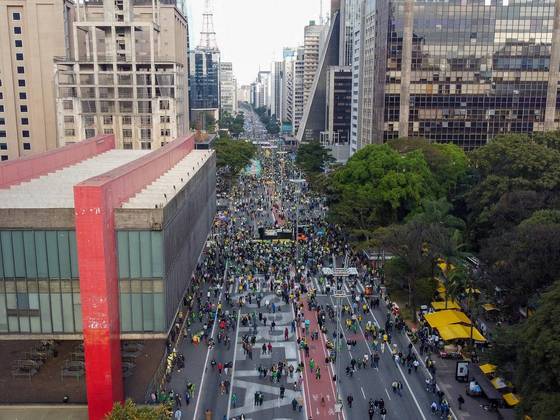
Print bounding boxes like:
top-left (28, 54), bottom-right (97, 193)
top-left (198, 0), bottom-right (219, 51)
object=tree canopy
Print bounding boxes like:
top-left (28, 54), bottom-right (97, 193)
top-left (296, 141), bottom-right (333, 175)
top-left (214, 136), bottom-right (257, 178)
top-left (466, 133), bottom-right (560, 244)
top-left (105, 399), bottom-right (171, 420)
top-left (490, 280), bottom-right (560, 418)
top-left (219, 111), bottom-right (245, 137)
top-left (327, 144), bottom-right (439, 236)
top-left (254, 106), bottom-right (280, 135)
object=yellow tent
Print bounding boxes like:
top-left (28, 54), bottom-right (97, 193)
top-left (491, 377), bottom-right (509, 390)
top-left (479, 363), bottom-right (497, 375)
top-left (424, 310), bottom-right (472, 329)
top-left (503, 393), bottom-right (520, 407)
top-left (431, 300), bottom-right (461, 311)
top-left (437, 324), bottom-right (486, 342)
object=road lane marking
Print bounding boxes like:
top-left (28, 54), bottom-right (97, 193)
top-left (290, 300), bottom-right (309, 420)
top-left (385, 388), bottom-right (392, 400)
top-left (226, 309), bottom-right (241, 420)
top-left (193, 261), bottom-right (228, 420)
top-left (360, 387), bottom-right (366, 399)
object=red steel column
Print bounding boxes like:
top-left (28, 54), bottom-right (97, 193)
top-left (74, 185), bottom-right (123, 420)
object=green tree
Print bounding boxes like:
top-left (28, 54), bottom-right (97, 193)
top-left (105, 399), bottom-right (172, 420)
top-left (214, 136), bottom-right (256, 178)
top-left (490, 280), bottom-right (560, 418)
top-left (388, 137), bottom-right (469, 196)
top-left (296, 141), bottom-right (333, 175)
top-left (375, 221), bottom-right (442, 320)
top-left (328, 144), bottom-right (438, 237)
top-left (466, 133), bottom-right (560, 245)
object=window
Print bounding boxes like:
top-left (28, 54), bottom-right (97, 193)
top-left (122, 116), bottom-right (132, 125)
top-left (0, 143), bottom-right (6, 150)
top-left (20, 118), bottom-right (27, 125)
top-left (1, 156), bottom-right (7, 161)
top-left (17, 67), bottom-right (24, 74)
top-left (103, 128), bottom-right (113, 134)
top-left (64, 129), bottom-right (75, 137)
top-left (122, 129), bottom-right (132, 138)
top-left (123, 142), bottom-right (133, 150)
top-left (15, 40), bottom-right (22, 48)
top-left (160, 129), bottom-right (170, 137)
top-left (19, 92), bottom-right (26, 100)
top-left (16, 53), bottom-right (23, 61)
top-left (18, 79), bottom-right (25, 87)
top-left (160, 115), bottom-right (170, 123)
top-left (160, 100), bottom-right (170, 110)
top-left (103, 115), bottom-right (113, 125)
top-left (23, 143), bottom-right (30, 150)
top-left (0, 105), bottom-right (4, 112)
top-left (0, 118), bottom-right (4, 124)
top-left (20, 105), bottom-right (27, 112)
top-left (0, 131), bottom-right (5, 137)
top-left (22, 130), bottom-right (29, 137)
top-left (63, 116), bottom-right (74, 123)
top-left (12, 12), bottom-right (21, 20)
top-left (14, 27), bottom-right (21, 35)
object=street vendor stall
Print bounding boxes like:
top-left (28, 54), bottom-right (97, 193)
top-left (431, 300), bottom-right (461, 311)
top-left (424, 310), bottom-right (472, 329)
top-left (438, 324), bottom-right (486, 342)
top-left (502, 393), bottom-right (520, 407)
top-left (479, 363), bottom-right (497, 375)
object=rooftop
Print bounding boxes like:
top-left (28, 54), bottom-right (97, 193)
top-left (123, 150), bottom-right (213, 209)
top-left (0, 150), bottom-right (149, 209)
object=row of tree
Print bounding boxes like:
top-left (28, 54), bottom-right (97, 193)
top-left (253, 106), bottom-right (280, 135)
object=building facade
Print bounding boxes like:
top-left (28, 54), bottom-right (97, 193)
top-left (189, 48), bottom-right (220, 129)
top-left (55, 0), bottom-right (189, 150)
top-left (0, 0), bottom-right (75, 161)
top-left (358, 0), bottom-right (560, 150)
top-left (271, 61), bottom-right (283, 120)
top-left (323, 66), bottom-right (352, 162)
top-left (220, 61), bottom-right (237, 115)
top-left (303, 21), bottom-right (326, 108)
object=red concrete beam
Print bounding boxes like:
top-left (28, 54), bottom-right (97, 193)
top-left (0, 135), bottom-right (115, 189)
top-left (74, 134), bottom-right (195, 420)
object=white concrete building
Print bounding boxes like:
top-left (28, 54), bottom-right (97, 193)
top-left (220, 61), bottom-right (237, 115)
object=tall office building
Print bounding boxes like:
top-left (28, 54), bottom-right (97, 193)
top-left (189, 1), bottom-right (220, 130)
top-left (303, 21), bottom-right (326, 107)
top-left (251, 70), bottom-right (271, 110)
top-left (237, 84), bottom-right (251, 104)
top-left (270, 61), bottom-right (284, 120)
top-left (55, 0), bottom-right (189, 150)
top-left (0, 0), bottom-right (75, 161)
top-left (220, 61), bottom-right (237, 115)
top-left (349, 0), bottom-right (364, 155)
top-left (339, 0), bottom-right (362, 66)
top-left (358, 0), bottom-right (560, 150)
top-left (281, 48), bottom-right (296, 127)
top-left (324, 66), bottom-right (352, 162)
top-left (293, 46), bottom-right (306, 135)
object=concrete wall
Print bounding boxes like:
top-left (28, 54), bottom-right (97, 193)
top-left (162, 152), bottom-right (216, 327)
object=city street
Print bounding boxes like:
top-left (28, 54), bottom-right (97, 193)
top-left (169, 120), bottom-right (449, 420)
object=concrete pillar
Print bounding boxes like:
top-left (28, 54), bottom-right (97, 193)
top-left (544, 0), bottom-right (560, 130)
top-left (398, 0), bottom-right (414, 138)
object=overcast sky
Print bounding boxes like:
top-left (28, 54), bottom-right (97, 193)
top-left (186, 0), bottom-right (326, 85)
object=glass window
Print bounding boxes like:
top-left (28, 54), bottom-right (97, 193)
top-left (23, 143), bottom-right (30, 150)
top-left (0, 131), bottom-right (5, 138)
top-left (0, 118), bottom-right (4, 124)
top-left (16, 53), bottom-right (23, 61)
top-left (0, 143), bottom-right (6, 150)
top-left (21, 117), bottom-right (28, 125)
top-left (19, 92), bottom-right (26, 100)
top-left (22, 130), bottom-right (29, 137)
top-left (1, 156), bottom-right (8, 161)
top-left (12, 12), bottom-right (21, 20)
top-left (14, 27), bottom-right (21, 35)
top-left (20, 105), bottom-right (27, 112)
top-left (15, 40), bottom-right (22, 48)
top-left (18, 80), bottom-right (25, 87)
top-left (17, 67), bottom-right (24, 74)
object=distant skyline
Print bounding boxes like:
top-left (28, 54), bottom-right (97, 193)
top-left (186, 0), bottom-right (327, 85)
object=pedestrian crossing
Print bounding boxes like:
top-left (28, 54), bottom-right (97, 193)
top-left (309, 277), bottom-right (366, 296)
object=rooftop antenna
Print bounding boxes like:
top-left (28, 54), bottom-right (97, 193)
top-left (199, 0), bottom-right (219, 51)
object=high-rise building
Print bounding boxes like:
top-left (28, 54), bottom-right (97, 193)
top-left (324, 66), bottom-right (352, 162)
top-left (220, 62), bottom-right (237, 115)
top-left (237, 84), bottom-right (251, 104)
top-left (189, 0), bottom-right (220, 131)
top-left (251, 70), bottom-right (271, 110)
top-left (0, 0), bottom-right (75, 161)
top-left (281, 48), bottom-right (296, 127)
top-left (350, 0), bottom-right (366, 155)
top-left (292, 46), bottom-right (306, 135)
top-left (303, 21), bottom-right (326, 107)
top-left (55, 0), bottom-right (189, 150)
top-left (339, 0), bottom-right (362, 66)
top-left (271, 61), bottom-right (284, 120)
top-left (358, 0), bottom-right (560, 150)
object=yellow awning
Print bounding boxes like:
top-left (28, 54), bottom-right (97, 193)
top-left (479, 363), bottom-right (497, 375)
top-left (438, 324), bottom-right (486, 342)
top-left (482, 303), bottom-right (499, 312)
top-left (431, 300), bottom-right (461, 311)
top-left (424, 310), bottom-right (472, 329)
top-left (503, 393), bottom-right (520, 407)
top-left (491, 377), bottom-right (508, 390)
